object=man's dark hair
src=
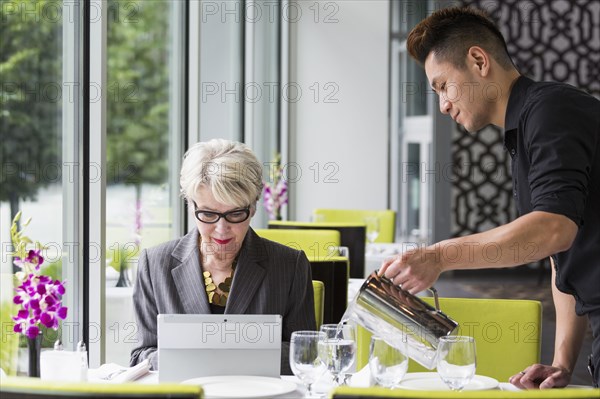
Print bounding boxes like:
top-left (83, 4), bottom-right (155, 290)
top-left (407, 7), bottom-right (514, 70)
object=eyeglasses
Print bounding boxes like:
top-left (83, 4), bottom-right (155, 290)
top-left (192, 201), bottom-right (251, 224)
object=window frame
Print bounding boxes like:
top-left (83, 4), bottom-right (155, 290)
top-left (61, 0), bottom-right (85, 353)
top-left (87, 0), bottom-right (107, 366)
top-left (82, 0), bottom-right (279, 366)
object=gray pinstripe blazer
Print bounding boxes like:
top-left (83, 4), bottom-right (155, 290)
top-left (130, 227), bottom-right (316, 374)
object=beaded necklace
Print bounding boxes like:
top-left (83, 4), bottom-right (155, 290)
top-left (203, 259), bottom-right (236, 306)
top-left (199, 235), bottom-right (238, 306)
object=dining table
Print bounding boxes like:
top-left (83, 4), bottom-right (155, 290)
top-left (87, 363), bottom-right (526, 399)
top-left (96, 244), bottom-right (594, 398)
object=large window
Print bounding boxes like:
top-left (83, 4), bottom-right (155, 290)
top-left (1, 0), bottom-right (282, 373)
top-left (104, 0), bottom-right (185, 365)
top-left (1, 0), bottom-right (79, 374)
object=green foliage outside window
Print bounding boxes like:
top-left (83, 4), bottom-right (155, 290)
top-left (0, 0), bottom-right (62, 228)
top-left (106, 0), bottom-right (170, 203)
top-left (1, 0), bottom-right (172, 373)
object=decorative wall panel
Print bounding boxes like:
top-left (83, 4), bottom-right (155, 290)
top-left (451, 0), bottom-right (600, 237)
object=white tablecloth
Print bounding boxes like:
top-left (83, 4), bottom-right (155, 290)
top-left (88, 364), bottom-right (522, 398)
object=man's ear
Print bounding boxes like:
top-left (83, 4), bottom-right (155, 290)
top-left (467, 46), bottom-right (490, 77)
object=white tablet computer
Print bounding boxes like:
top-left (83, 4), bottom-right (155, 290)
top-left (157, 314), bottom-right (282, 382)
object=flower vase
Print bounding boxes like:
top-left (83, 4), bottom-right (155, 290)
top-left (116, 265), bottom-right (131, 287)
top-left (28, 333), bottom-right (43, 377)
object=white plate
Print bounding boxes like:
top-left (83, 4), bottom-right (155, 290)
top-left (397, 372), bottom-right (499, 391)
top-left (181, 375), bottom-right (297, 398)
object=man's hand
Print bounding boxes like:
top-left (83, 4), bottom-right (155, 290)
top-left (379, 247), bottom-right (444, 294)
top-left (509, 364), bottom-right (571, 389)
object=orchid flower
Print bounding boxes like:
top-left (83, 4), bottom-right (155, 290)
top-left (10, 213), bottom-right (68, 339)
top-left (262, 154), bottom-right (288, 220)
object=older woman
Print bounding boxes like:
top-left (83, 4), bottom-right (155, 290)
top-left (130, 139), bottom-right (316, 374)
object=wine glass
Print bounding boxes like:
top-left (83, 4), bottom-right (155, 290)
top-left (369, 335), bottom-right (408, 388)
top-left (364, 216), bottom-right (380, 244)
top-left (319, 323), bottom-right (356, 386)
top-left (289, 331), bottom-right (327, 396)
top-left (436, 335), bottom-right (476, 391)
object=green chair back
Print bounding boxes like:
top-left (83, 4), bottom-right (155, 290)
top-left (0, 377), bottom-right (203, 399)
top-left (312, 280), bottom-right (325, 329)
top-left (256, 227), bottom-right (348, 324)
top-left (313, 208), bottom-right (396, 243)
top-left (268, 221), bottom-right (366, 278)
top-left (356, 297), bottom-right (542, 382)
top-left (254, 228), bottom-right (341, 257)
top-left (332, 386), bottom-right (600, 398)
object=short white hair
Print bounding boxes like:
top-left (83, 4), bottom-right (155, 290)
top-left (180, 139), bottom-right (263, 207)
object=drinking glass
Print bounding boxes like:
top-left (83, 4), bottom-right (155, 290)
top-left (289, 331), bottom-right (327, 396)
top-left (369, 335), bottom-right (408, 388)
top-left (319, 323), bottom-right (356, 386)
top-left (364, 216), bottom-right (380, 244)
top-left (436, 335), bottom-right (476, 391)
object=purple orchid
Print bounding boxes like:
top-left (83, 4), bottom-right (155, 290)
top-left (263, 173), bottom-right (288, 220)
top-left (12, 273), bottom-right (68, 339)
top-left (262, 154), bottom-right (289, 220)
top-left (13, 249), bottom-right (44, 271)
top-left (10, 213), bottom-right (68, 340)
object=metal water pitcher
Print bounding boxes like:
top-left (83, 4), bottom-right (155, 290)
top-left (344, 271), bottom-right (459, 369)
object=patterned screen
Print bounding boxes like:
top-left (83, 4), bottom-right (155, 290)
top-left (451, 0), bottom-right (600, 237)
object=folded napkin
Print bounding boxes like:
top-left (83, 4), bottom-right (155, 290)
top-left (350, 365), bottom-right (372, 387)
top-left (90, 359), bottom-right (151, 383)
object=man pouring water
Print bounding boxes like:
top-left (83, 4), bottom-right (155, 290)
top-left (380, 6), bottom-right (600, 390)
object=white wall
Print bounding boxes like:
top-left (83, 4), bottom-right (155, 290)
top-left (288, 0), bottom-right (390, 221)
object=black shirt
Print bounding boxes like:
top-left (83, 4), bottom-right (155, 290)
top-left (504, 76), bottom-right (600, 315)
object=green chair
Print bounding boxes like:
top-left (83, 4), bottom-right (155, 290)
top-left (254, 228), bottom-right (341, 257)
top-left (313, 208), bottom-right (396, 243)
top-left (0, 377), bottom-right (203, 399)
top-left (356, 297), bottom-right (542, 383)
top-left (257, 227), bottom-right (349, 324)
top-left (268, 220), bottom-right (366, 278)
top-left (331, 386), bottom-right (600, 399)
top-left (312, 280), bottom-right (325, 329)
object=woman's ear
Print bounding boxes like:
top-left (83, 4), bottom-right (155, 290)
top-left (467, 46), bottom-right (490, 77)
